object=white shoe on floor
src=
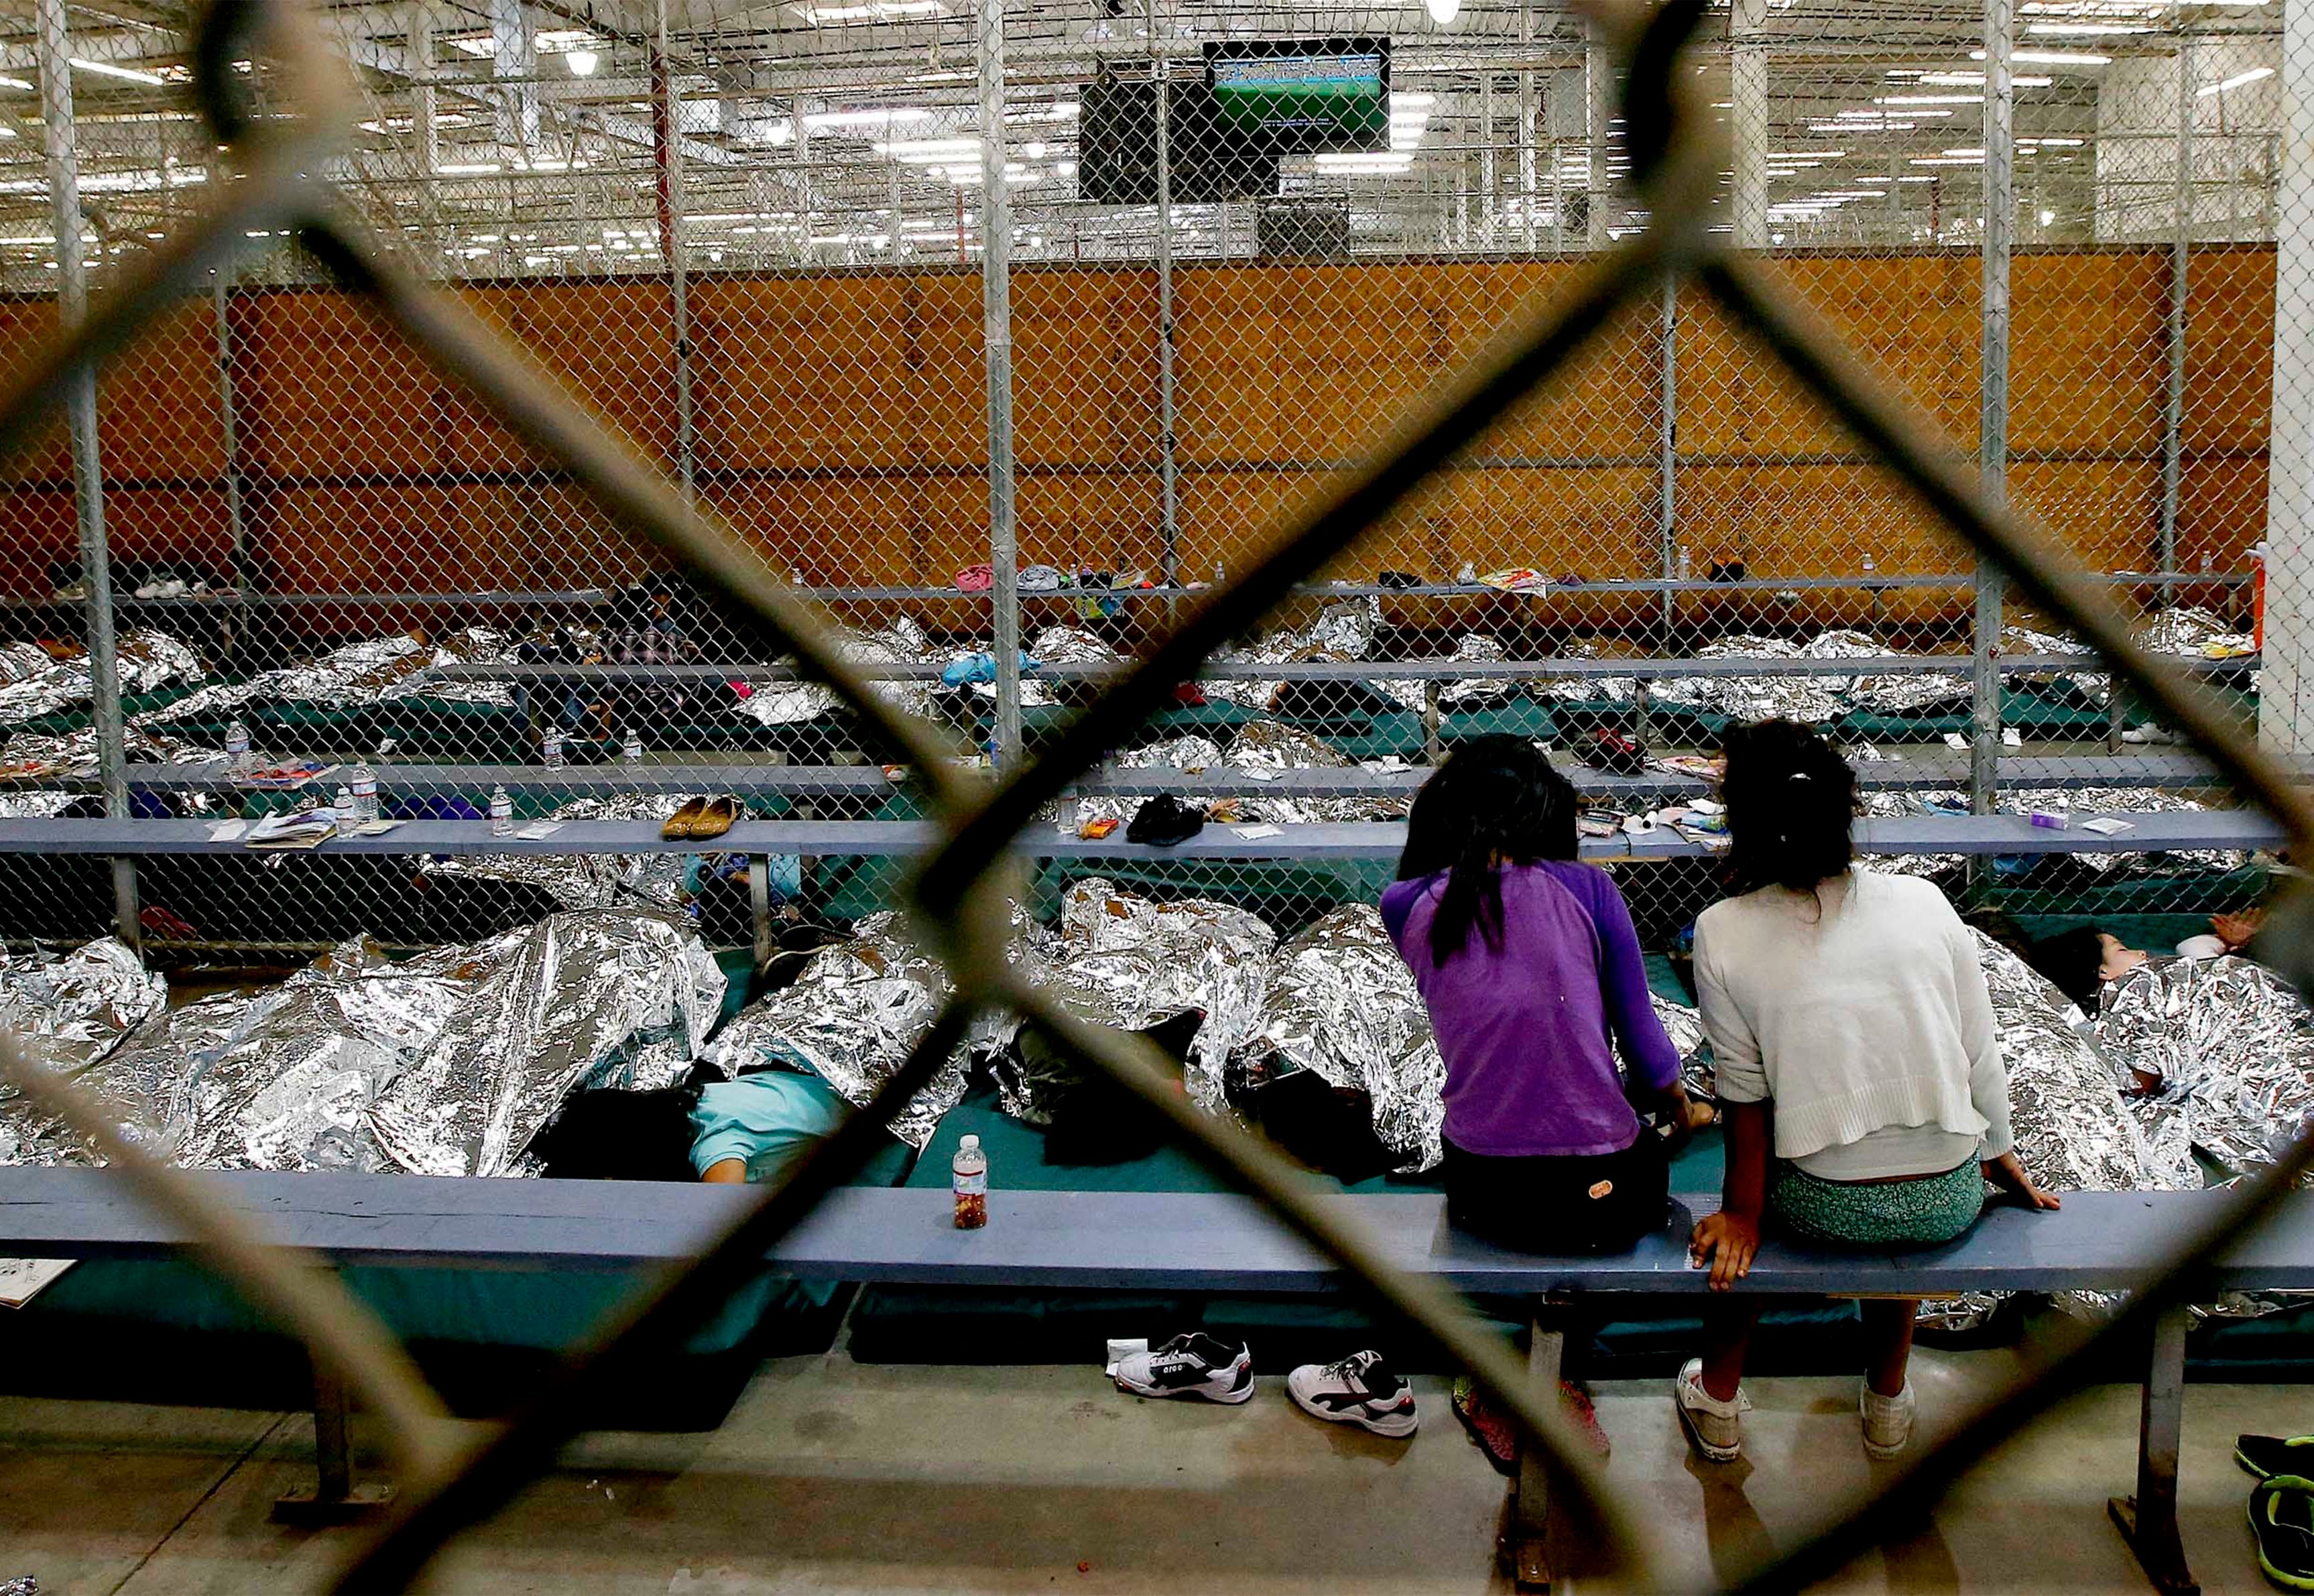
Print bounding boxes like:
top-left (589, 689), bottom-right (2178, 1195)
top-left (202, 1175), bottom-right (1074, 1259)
top-left (1674, 1357), bottom-right (1748, 1463)
top-left (1860, 1379), bottom-right (1916, 1459)
top-left (1286, 1349), bottom-right (1419, 1438)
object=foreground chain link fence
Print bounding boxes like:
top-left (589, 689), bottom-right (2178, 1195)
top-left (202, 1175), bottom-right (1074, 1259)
top-left (3, 0), bottom-right (2314, 1587)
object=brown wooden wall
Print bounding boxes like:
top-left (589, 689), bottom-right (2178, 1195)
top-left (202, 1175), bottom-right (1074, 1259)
top-left (0, 245), bottom-right (2274, 631)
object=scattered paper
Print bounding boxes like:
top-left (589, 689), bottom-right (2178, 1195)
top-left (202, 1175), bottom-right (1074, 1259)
top-left (1241, 769), bottom-right (1280, 782)
top-left (206, 819), bottom-right (249, 842)
top-left (2002, 727), bottom-right (2022, 749)
top-left (2082, 817), bottom-right (2136, 837)
top-left (355, 819), bottom-right (406, 837)
top-left (1230, 824), bottom-right (1283, 841)
top-left (515, 821), bottom-right (564, 840)
top-left (1943, 732), bottom-right (1969, 751)
top-left (0, 1256), bottom-right (75, 1308)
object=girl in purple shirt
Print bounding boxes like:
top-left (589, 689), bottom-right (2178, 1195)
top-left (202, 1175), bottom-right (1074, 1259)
top-left (1382, 736), bottom-right (1709, 1255)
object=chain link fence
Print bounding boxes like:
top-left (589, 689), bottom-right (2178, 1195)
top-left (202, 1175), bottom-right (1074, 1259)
top-left (0, 0), bottom-right (2312, 1580)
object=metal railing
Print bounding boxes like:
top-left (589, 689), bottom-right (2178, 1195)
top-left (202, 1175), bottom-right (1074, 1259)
top-left (2, 0), bottom-right (2313, 1591)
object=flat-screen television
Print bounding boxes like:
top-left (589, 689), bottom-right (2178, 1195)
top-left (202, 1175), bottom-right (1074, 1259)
top-left (1205, 38), bottom-right (1390, 154)
top-left (1078, 68), bottom-right (1279, 205)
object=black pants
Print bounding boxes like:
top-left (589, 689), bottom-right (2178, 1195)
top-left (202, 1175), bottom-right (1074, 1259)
top-left (1443, 1132), bottom-right (1671, 1255)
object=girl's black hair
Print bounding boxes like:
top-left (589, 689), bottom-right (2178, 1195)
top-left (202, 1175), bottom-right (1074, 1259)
top-left (1396, 734), bottom-right (1579, 967)
top-left (2024, 926), bottom-right (2108, 1011)
top-left (1720, 718), bottom-right (1859, 898)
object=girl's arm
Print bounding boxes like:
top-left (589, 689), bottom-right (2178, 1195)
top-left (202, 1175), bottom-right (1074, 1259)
top-left (1587, 875), bottom-right (1689, 1121)
top-left (1691, 1100), bottom-right (1771, 1290)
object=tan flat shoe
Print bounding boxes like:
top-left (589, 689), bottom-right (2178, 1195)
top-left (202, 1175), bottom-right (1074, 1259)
top-left (661, 795), bottom-right (708, 840)
top-left (690, 794), bottom-right (741, 841)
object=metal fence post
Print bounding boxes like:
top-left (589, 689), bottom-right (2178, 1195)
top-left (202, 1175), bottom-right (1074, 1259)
top-left (214, 275), bottom-right (249, 608)
top-left (36, 0), bottom-right (137, 948)
top-left (1658, 280), bottom-right (1679, 645)
top-left (1973, 0), bottom-right (2014, 822)
top-left (2161, 33), bottom-right (2194, 585)
top-left (1587, 20), bottom-right (1613, 249)
top-left (1520, 1), bottom-right (1537, 254)
top-left (980, 0), bottom-right (1021, 769)
top-left (653, 0), bottom-right (696, 503)
top-left (1151, 1), bottom-right (1178, 591)
top-left (1731, 0), bottom-right (1769, 251)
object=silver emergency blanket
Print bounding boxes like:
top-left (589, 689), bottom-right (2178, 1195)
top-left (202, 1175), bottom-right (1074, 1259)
top-left (0, 993), bottom-right (247, 1168)
top-left (2138, 605), bottom-right (2254, 660)
top-left (3, 723), bottom-right (215, 781)
top-left (422, 790), bottom-right (702, 911)
top-left (368, 910), bottom-right (725, 1176)
top-left (0, 629), bottom-right (202, 728)
top-left (1864, 789), bottom-right (1965, 879)
top-left (1653, 990), bottom-right (1715, 1102)
top-left (738, 616), bottom-right (944, 726)
top-left (1020, 624), bottom-right (1117, 710)
top-left (137, 629), bottom-right (511, 728)
top-left (1070, 720), bottom-right (1406, 828)
top-left (1806, 629), bottom-right (1972, 716)
top-left (1538, 636), bottom-right (1646, 707)
top-left (1232, 904), bottom-right (1445, 1174)
top-left (2097, 955), bottom-right (2314, 1177)
top-left (1196, 599), bottom-right (1384, 710)
top-left (1433, 633), bottom-right (1518, 711)
top-left (0, 938), bottom-right (166, 1077)
top-left (0, 938), bottom-right (172, 1165)
top-left (1652, 635), bottom-right (1845, 725)
top-left (704, 910), bottom-right (969, 1150)
top-left (182, 937), bottom-right (501, 1173)
top-left (994, 879), bottom-right (1278, 1122)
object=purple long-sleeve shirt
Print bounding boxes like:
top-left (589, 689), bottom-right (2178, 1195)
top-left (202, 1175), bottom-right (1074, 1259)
top-left (1381, 861), bottom-right (1681, 1158)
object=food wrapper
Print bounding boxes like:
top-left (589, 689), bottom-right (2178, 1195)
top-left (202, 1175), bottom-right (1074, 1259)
top-left (993, 879), bottom-right (1278, 1123)
top-left (705, 911), bottom-right (970, 1150)
top-left (1232, 905), bottom-right (1445, 1174)
top-left (0, 628), bottom-right (202, 727)
top-left (2097, 954), bottom-right (2314, 1178)
top-left (368, 910), bottom-right (725, 1176)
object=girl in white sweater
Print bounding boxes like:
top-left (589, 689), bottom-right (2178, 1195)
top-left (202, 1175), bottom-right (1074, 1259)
top-left (1677, 720), bottom-right (2060, 1464)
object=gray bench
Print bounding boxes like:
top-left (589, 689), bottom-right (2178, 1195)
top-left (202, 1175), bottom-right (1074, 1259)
top-left (0, 1170), bottom-right (2305, 1591)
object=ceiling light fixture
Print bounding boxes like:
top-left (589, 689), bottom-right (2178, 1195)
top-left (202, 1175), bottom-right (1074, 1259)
top-left (70, 57), bottom-right (165, 85)
top-left (2199, 65), bottom-right (2274, 97)
top-left (1424, 0), bottom-right (1461, 25)
top-left (565, 48), bottom-right (599, 76)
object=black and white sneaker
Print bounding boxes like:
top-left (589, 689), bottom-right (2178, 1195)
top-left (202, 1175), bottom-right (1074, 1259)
top-left (1286, 1350), bottom-right (1419, 1438)
top-left (1111, 1333), bottom-right (1254, 1404)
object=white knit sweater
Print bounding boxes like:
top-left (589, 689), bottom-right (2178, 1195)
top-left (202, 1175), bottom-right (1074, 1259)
top-left (1693, 867), bottom-right (2015, 1167)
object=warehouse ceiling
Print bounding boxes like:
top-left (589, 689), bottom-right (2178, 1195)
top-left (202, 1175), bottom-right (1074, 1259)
top-left (0, 0), bottom-right (2282, 289)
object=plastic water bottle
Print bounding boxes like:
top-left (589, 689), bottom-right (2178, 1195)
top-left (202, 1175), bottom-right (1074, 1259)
top-left (349, 760), bottom-right (378, 826)
top-left (332, 784), bottom-right (354, 820)
top-left (952, 1133), bottom-right (988, 1230)
top-left (542, 728), bottom-right (564, 770)
top-left (489, 784), bottom-right (513, 837)
top-left (621, 727), bottom-right (643, 764)
top-left (224, 719), bottom-right (251, 774)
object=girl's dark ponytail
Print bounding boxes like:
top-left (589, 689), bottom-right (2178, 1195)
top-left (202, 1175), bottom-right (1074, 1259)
top-left (1397, 735), bottom-right (1578, 967)
top-left (1720, 718), bottom-right (1858, 898)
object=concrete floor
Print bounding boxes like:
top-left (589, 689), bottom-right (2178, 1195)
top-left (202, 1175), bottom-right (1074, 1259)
top-left (0, 1334), bottom-right (2303, 1595)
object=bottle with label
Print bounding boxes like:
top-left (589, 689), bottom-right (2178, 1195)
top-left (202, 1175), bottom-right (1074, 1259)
top-left (621, 728), bottom-right (644, 764)
top-left (332, 784), bottom-right (354, 820)
top-left (489, 784), bottom-right (513, 837)
top-left (952, 1133), bottom-right (988, 1230)
top-left (542, 729), bottom-right (564, 770)
top-left (349, 760), bottom-right (379, 826)
top-left (224, 719), bottom-right (251, 774)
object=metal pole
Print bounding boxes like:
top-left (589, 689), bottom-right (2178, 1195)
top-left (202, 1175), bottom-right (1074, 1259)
top-left (652, 3), bottom-right (696, 501)
top-left (2160, 34), bottom-right (2193, 581)
top-left (1481, 73), bottom-right (1496, 250)
top-left (213, 273), bottom-right (249, 609)
top-left (1587, 21), bottom-right (1613, 248)
top-left (1658, 278), bottom-right (1677, 643)
top-left (1152, 4), bottom-right (1178, 589)
top-left (979, 0), bottom-right (1021, 769)
top-left (36, 0), bottom-right (136, 948)
top-left (410, 2), bottom-right (438, 177)
top-left (1974, 0), bottom-right (2014, 819)
top-left (794, 97), bottom-right (814, 265)
top-left (1520, 3), bottom-right (1536, 253)
top-left (1731, 0), bottom-right (1769, 250)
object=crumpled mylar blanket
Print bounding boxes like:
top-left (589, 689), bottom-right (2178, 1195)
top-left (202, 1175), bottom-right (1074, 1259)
top-left (1538, 636), bottom-right (1648, 707)
top-left (1231, 905), bottom-right (1445, 1174)
top-left (993, 879), bottom-right (1279, 1124)
top-left (422, 790), bottom-right (701, 910)
top-left (181, 936), bottom-right (504, 1173)
top-left (0, 629), bottom-right (202, 728)
top-left (0, 938), bottom-right (172, 1164)
top-left (740, 616), bottom-right (943, 726)
top-left (1652, 635), bottom-right (1846, 725)
top-left (369, 910), bottom-right (725, 1176)
top-left (138, 629), bottom-right (509, 730)
top-left (2001, 787), bottom-right (2247, 875)
top-left (2097, 954), bottom-right (2314, 1178)
top-left (1804, 629), bottom-right (1972, 716)
top-left (1652, 990), bottom-right (1715, 1102)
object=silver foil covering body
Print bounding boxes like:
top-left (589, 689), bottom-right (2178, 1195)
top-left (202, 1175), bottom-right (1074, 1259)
top-left (1653, 636), bottom-right (1846, 725)
top-left (1233, 905), bottom-right (1445, 1174)
top-left (368, 910), bottom-right (726, 1176)
top-left (2002, 787), bottom-right (2245, 875)
top-left (1540, 637), bottom-right (1646, 707)
top-left (0, 938), bottom-right (167, 1077)
top-left (421, 791), bottom-right (703, 910)
top-left (2097, 954), bottom-right (2314, 1178)
top-left (0, 628), bottom-right (203, 727)
top-left (705, 910), bottom-right (967, 1150)
top-left (1652, 991), bottom-right (1715, 1102)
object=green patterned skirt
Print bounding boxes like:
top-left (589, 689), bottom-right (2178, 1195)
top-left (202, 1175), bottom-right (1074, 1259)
top-left (1768, 1158), bottom-right (1986, 1248)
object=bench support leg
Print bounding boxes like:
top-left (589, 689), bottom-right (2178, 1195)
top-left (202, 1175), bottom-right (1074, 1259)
top-left (1503, 1303), bottom-right (1566, 1594)
top-left (2107, 1302), bottom-right (2199, 1596)
top-left (748, 852), bottom-right (775, 971)
top-left (273, 1361), bottom-right (393, 1526)
top-left (1424, 682), bottom-right (1443, 764)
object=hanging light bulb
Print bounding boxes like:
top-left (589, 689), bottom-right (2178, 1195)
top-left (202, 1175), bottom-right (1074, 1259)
top-left (565, 47), bottom-right (599, 76)
top-left (1424, 0), bottom-right (1459, 25)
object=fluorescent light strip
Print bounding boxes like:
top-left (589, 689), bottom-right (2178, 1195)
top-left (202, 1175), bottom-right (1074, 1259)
top-left (2199, 66), bottom-right (2274, 97)
top-left (70, 57), bottom-right (165, 85)
top-left (1975, 48), bottom-right (2112, 66)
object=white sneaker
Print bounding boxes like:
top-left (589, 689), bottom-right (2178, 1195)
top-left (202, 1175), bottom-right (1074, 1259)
top-left (2121, 724), bottom-right (2177, 745)
top-left (1860, 1379), bottom-right (1916, 1459)
top-left (1674, 1357), bottom-right (1749, 1463)
top-left (1286, 1349), bottom-right (1420, 1438)
top-left (1111, 1333), bottom-right (1254, 1404)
